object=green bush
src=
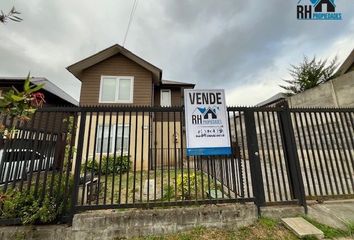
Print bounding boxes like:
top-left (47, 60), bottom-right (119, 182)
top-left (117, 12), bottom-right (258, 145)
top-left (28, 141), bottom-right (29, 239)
top-left (177, 173), bottom-right (199, 200)
top-left (0, 174), bottom-right (74, 225)
top-left (83, 155), bottom-right (131, 175)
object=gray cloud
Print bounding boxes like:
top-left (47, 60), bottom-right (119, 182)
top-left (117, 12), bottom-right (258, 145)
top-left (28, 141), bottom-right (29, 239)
top-left (0, 0), bottom-right (353, 104)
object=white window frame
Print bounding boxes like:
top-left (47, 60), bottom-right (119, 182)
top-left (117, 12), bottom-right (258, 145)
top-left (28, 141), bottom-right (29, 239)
top-left (99, 76), bottom-right (134, 104)
top-left (96, 124), bottom-right (130, 154)
top-left (160, 89), bottom-right (172, 107)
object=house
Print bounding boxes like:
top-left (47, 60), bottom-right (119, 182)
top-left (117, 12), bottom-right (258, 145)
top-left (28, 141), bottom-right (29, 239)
top-left (256, 93), bottom-right (287, 107)
top-left (66, 44), bottom-right (194, 107)
top-left (314, 0), bottom-right (335, 13)
top-left (0, 77), bottom-right (78, 106)
top-left (66, 44), bottom-right (195, 169)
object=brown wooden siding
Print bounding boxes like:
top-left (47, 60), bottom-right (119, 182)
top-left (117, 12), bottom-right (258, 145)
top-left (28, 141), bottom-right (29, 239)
top-left (153, 86), bottom-right (191, 122)
top-left (79, 54), bottom-right (153, 106)
top-left (154, 87), bottom-right (183, 107)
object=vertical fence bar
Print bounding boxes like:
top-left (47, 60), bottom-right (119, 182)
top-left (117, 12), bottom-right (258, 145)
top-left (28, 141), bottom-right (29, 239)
top-left (323, 111), bottom-right (345, 194)
top-left (81, 112), bottom-right (92, 205)
top-left (125, 111), bottom-right (132, 204)
top-left (244, 109), bottom-right (265, 207)
top-left (278, 106), bottom-right (305, 207)
top-left (62, 112), bottom-right (78, 214)
top-left (256, 111), bottom-right (271, 201)
top-left (71, 111), bottom-right (86, 219)
top-left (110, 111), bottom-right (118, 205)
top-left (318, 111), bottom-right (339, 195)
top-left (272, 111), bottom-right (290, 201)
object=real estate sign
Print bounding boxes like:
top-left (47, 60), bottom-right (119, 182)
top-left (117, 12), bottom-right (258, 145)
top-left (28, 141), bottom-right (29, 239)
top-left (184, 89), bottom-right (231, 156)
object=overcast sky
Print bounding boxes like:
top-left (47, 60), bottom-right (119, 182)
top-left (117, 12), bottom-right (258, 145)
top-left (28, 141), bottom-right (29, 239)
top-left (1, 0), bottom-right (353, 105)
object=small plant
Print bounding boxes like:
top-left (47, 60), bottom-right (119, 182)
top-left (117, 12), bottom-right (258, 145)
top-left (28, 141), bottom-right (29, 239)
top-left (162, 185), bottom-right (174, 201)
top-left (0, 74), bottom-right (45, 139)
top-left (84, 155), bottom-right (131, 175)
top-left (176, 173), bottom-right (202, 200)
top-left (0, 175), bottom-right (73, 225)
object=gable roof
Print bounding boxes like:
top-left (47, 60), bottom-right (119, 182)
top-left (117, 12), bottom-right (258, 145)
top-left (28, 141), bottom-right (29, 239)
top-left (67, 44), bottom-right (162, 84)
top-left (0, 77), bottom-right (79, 106)
top-left (336, 48), bottom-right (354, 76)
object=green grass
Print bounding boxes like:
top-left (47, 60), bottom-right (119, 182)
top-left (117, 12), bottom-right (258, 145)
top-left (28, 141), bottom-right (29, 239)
top-left (129, 217), bottom-right (354, 240)
top-left (302, 215), bottom-right (353, 239)
top-left (130, 217), bottom-right (299, 240)
top-left (93, 169), bottom-right (224, 205)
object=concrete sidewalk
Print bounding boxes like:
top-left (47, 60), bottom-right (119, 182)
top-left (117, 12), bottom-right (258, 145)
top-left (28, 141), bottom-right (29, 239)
top-left (307, 199), bottom-right (354, 230)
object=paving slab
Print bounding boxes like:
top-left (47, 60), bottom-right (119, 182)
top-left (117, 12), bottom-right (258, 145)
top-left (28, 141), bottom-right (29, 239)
top-left (282, 217), bottom-right (324, 239)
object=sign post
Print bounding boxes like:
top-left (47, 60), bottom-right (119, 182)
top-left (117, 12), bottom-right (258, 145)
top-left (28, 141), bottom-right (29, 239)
top-left (184, 89), bottom-right (231, 156)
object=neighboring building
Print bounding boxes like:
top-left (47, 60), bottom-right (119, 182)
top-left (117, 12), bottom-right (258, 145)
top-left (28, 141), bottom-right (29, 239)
top-left (66, 44), bottom-right (195, 169)
top-left (0, 77), bottom-right (79, 106)
top-left (256, 93), bottom-right (287, 107)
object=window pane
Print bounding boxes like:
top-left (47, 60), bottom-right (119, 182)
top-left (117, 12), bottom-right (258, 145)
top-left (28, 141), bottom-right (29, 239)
top-left (101, 77), bottom-right (116, 102)
top-left (118, 79), bottom-right (131, 101)
top-left (96, 125), bottom-right (114, 153)
top-left (161, 90), bottom-right (171, 106)
top-left (116, 126), bottom-right (130, 153)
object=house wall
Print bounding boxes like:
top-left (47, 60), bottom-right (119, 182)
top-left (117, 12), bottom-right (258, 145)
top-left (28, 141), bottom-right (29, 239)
top-left (152, 121), bottom-right (183, 167)
top-left (75, 113), bottom-right (150, 171)
top-left (288, 71), bottom-right (354, 107)
top-left (154, 87), bottom-right (183, 106)
top-left (71, 113), bottom-right (186, 173)
top-left (79, 54), bottom-right (154, 106)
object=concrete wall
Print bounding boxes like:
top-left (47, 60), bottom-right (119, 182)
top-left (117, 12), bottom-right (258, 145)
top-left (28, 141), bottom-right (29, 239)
top-left (288, 71), bottom-right (354, 107)
top-left (0, 204), bottom-right (257, 240)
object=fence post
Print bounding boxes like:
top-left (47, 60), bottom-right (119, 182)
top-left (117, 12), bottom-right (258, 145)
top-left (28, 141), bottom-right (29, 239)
top-left (70, 111), bottom-right (86, 222)
top-left (277, 103), bottom-right (306, 208)
top-left (244, 109), bottom-right (265, 208)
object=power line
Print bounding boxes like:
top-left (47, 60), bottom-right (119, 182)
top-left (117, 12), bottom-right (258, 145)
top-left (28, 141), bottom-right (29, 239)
top-left (123, 0), bottom-right (138, 47)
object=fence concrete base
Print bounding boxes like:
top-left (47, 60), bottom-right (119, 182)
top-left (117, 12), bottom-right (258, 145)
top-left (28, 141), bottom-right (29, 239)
top-left (0, 204), bottom-right (257, 240)
top-left (72, 203), bottom-right (257, 239)
top-left (260, 205), bottom-right (305, 219)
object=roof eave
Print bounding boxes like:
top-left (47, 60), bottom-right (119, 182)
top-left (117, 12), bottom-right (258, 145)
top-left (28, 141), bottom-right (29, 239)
top-left (66, 44), bottom-right (162, 84)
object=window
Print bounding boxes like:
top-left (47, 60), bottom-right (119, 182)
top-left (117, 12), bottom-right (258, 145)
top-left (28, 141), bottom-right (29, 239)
top-left (96, 125), bottom-right (130, 153)
top-left (160, 89), bottom-right (171, 107)
top-left (99, 76), bottom-right (134, 103)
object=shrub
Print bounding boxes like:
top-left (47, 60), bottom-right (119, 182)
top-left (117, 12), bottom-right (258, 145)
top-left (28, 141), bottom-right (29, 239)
top-left (84, 155), bottom-right (131, 175)
top-left (0, 174), bottom-right (73, 225)
top-left (176, 173), bottom-right (199, 200)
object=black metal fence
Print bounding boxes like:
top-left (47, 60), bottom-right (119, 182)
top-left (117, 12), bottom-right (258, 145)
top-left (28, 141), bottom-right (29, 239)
top-left (291, 109), bottom-right (354, 199)
top-left (0, 110), bottom-right (77, 221)
top-left (0, 105), bottom-right (353, 221)
top-left (72, 106), bottom-right (253, 211)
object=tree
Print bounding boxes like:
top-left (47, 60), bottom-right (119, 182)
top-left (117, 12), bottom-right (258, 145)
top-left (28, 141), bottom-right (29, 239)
top-left (280, 56), bottom-right (339, 95)
top-left (0, 6), bottom-right (22, 23)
